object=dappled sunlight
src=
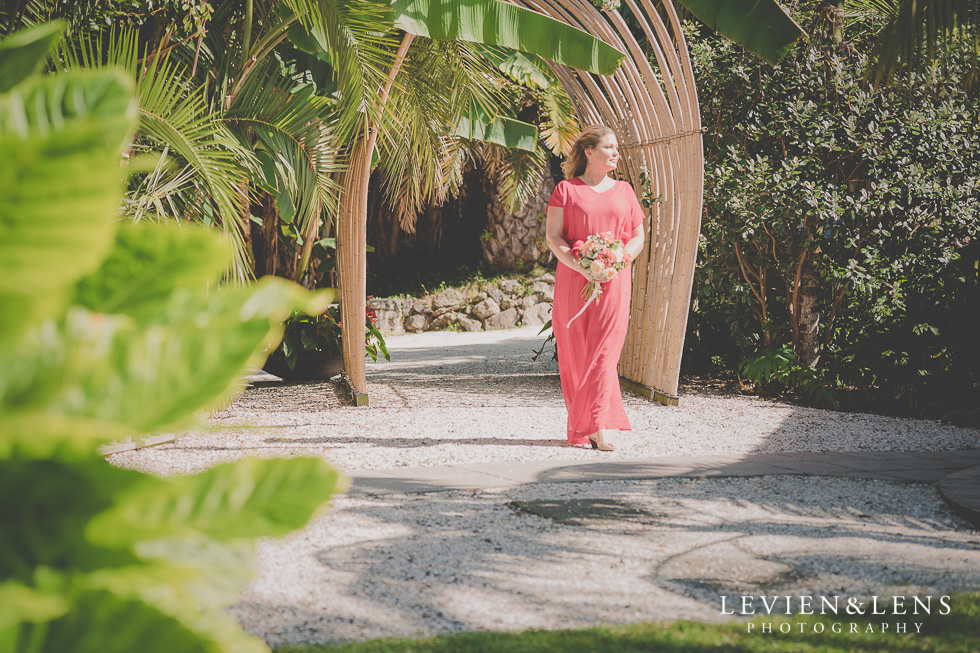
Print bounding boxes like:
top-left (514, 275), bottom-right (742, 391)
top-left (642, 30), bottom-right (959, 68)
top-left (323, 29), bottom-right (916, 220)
top-left (233, 476), bottom-right (980, 646)
top-left (109, 327), bottom-right (979, 478)
top-left (101, 322), bottom-right (980, 648)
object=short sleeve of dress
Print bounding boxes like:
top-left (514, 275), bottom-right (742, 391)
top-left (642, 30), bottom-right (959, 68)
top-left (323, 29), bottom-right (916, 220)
top-left (547, 179), bottom-right (568, 209)
top-left (626, 183), bottom-right (645, 230)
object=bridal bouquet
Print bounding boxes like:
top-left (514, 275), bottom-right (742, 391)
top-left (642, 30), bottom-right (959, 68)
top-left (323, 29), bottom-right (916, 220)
top-left (567, 231), bottom-right (630, 327)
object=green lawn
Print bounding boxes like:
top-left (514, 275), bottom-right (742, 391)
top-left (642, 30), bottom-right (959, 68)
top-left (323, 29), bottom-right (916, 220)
top-left (276, 593), bottom-right (980, 652)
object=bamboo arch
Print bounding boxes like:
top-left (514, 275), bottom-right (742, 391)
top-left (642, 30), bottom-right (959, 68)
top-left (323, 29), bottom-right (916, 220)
top-left (338, 0), bottom-right (703, 405)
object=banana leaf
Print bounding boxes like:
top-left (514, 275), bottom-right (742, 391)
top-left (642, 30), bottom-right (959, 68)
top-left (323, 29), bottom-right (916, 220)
top-left (677, 0), bottom-right (805, 66)
top-left (391, 0), bottom-right (626, 75)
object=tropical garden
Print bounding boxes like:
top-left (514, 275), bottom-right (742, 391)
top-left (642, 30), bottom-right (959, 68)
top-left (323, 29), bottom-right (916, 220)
top-left (689, 1), bottom-right (980, 416)
top-left (1, 0), bottom-right (978, 651)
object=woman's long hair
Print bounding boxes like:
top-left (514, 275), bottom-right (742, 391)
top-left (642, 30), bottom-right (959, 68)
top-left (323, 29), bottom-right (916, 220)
top-left (561, 124), bottom-right (615, 179)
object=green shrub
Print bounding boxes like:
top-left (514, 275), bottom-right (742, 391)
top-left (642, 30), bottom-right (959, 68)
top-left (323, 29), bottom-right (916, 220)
top-left (739, 345), bottom-right (840, 409)
top-left (0, 23), bottom-right (339, 653)
top-left (278, 305), bottom-right (390, 369)
top-left (688, 11), bottom-right (980, 415)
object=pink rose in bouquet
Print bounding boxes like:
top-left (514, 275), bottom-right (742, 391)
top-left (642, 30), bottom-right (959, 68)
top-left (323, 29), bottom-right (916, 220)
top-left (567, 231), bottom-right (630, 326)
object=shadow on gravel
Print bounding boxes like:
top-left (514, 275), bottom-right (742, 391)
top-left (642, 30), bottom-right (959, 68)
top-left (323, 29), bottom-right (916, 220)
top-left (231, 328), bottom-right (980, 645)
top-left (237, 477), bottom-right (980, 645)
top-left (260, 436), bottom-right (571, 448)
top-left (368, 335), bottom-right (560, 403)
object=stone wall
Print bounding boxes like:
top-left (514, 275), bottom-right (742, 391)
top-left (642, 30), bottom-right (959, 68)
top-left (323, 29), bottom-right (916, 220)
top-left (367, 271), bottom-right (555, 335)
top-left (480, 164), bottom-right (556, 271)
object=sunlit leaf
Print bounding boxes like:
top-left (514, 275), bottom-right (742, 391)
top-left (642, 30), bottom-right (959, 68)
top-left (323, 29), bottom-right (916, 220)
top-left (392, 0), bottom-right (626, 75)
top-left (72, 223), bottom-right (230, 319)
top-left (89, 458), bottom-right (342, 544)
top-left (677, 0), bottom-right (805, 65)
top-left (0, 278), bottom-right (329, 435)
top-left (0, 70), bottom-right (135, 339)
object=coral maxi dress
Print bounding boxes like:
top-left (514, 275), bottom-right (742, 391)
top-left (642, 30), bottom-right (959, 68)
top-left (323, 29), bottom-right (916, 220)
top-left (548, 177), bottom-right (645, 445)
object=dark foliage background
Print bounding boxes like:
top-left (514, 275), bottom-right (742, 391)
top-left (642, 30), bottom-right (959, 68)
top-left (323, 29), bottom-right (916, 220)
top-left (685, 5), bottom-right (980, 417)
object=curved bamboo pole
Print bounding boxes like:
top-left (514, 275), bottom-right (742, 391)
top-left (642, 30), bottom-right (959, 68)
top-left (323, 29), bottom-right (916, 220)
top-left (338, 33), bottom-right (415, 398)
top-left (337, 0), bottom-right (704, 404)
top-left (516, 0), bottom-right (704, 404)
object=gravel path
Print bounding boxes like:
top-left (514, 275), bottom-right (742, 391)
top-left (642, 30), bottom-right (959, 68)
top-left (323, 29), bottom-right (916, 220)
top-left (110, 326), bottom-right (980, 476)
top-left (234, 476), bottom-right (980, 646)
top-left (107, 326), bottom-right (980, 646)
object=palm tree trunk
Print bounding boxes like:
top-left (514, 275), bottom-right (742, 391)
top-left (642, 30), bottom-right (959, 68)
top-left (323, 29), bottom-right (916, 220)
top-left (338, 32), bottom-right (415, 397)
top-left (338, 135), bottom-right (374, 393)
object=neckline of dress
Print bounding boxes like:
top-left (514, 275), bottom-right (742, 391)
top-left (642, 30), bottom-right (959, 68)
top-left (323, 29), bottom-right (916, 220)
top-left (574, 176), bottom-right (618, 195)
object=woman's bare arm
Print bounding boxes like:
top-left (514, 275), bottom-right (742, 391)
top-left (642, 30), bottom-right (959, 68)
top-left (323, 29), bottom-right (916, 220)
top-left (625, 223), bottom-right (644, 262)
top-left (546, 206), bottom-right (589, 278)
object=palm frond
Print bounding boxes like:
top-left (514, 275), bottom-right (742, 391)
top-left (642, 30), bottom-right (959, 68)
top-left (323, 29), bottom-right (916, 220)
top-left (123, 146), bottom-right (200, 224)
top-left (375, 38), bottom-right (512, 230)
top-left (845, 0), bottom-right (901, 20)
top-left (60, 27), bottom-right (257, 282)
top-left (537, 83), bottom-right (579, 157)
top-left (281, 0), bottom-right (400, 143)
top-left (846, 0), bottom-right (980, 87)
top-left (226, 57), bottom-right (344, 249)
top-left (481, 143), bottom-right (550, 215)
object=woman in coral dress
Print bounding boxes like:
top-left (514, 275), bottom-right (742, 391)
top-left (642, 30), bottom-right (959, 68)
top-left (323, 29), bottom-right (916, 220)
top-left (545, 125), bottom-right (646, 451)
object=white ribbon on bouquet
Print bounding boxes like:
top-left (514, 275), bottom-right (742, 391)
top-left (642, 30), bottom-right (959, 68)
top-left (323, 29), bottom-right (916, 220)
top-left (566, 282), bottom-right (602, 328)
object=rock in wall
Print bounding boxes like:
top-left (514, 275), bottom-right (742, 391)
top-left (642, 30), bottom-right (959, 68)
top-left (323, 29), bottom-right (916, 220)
top-left (367, 272), bottom-right (555, 336)
top-left (481, 163), bottom-right (557, 272)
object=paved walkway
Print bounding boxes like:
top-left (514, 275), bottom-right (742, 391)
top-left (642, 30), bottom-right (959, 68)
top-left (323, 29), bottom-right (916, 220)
top-left (348, 450), bottom-right (980, 528)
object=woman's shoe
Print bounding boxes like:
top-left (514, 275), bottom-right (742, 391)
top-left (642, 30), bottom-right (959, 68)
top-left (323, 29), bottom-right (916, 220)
top-left (588, 432), bottom-right (615, 451)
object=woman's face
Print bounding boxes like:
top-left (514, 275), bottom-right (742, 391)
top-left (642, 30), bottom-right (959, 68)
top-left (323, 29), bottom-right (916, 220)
top-left (587, 134), bottom-right (619, 171)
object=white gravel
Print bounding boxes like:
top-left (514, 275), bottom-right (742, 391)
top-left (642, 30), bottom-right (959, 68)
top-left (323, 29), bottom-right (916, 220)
top-left (110, 326), bottom-right (980, 476)
top-left (232, 476), bottom-right (980, 646)
top-left (105, 327), bottom-right (980, 646)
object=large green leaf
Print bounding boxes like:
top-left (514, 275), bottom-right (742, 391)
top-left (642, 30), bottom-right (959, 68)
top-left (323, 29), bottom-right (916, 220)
top-left (72, 222), bottom-right (230, 319)
top-left (0, 70), bottom-right (136, 339)
top-left (0, 583), bottom-right (68, 631)
top-left (457, 110), bottom-right (538, 152)
top-left (89, 458), bottom-right (341, 545)
top-left (95, 537), bottom-right (257, 610)
top-left (677, 0), bottom-right (805, 66)
top-left (0, 21), bottom-right (63, 93)
top-left (391, 0), bottom-right (625, 75)
top-left (0, 456), bottom-right (144, 581)
top-left (0, 277), bottom-right (330, 437)
top-left (19, 589), bottom-right (215, 653)
top-left (0, 415), bottom-right (134, 460)
top-left (0, 453), bottom-right (329, 653)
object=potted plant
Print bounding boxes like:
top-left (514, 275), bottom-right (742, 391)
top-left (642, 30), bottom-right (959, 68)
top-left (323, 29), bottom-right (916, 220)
top-left (262, 304), bottom-right (390, 381)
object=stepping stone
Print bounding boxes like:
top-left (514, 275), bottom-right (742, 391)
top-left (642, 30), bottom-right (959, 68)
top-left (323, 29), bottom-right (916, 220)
top-left (939, 464), bottom-right (980, 529)
top-left (659, 540), bottom-right (795, 588)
